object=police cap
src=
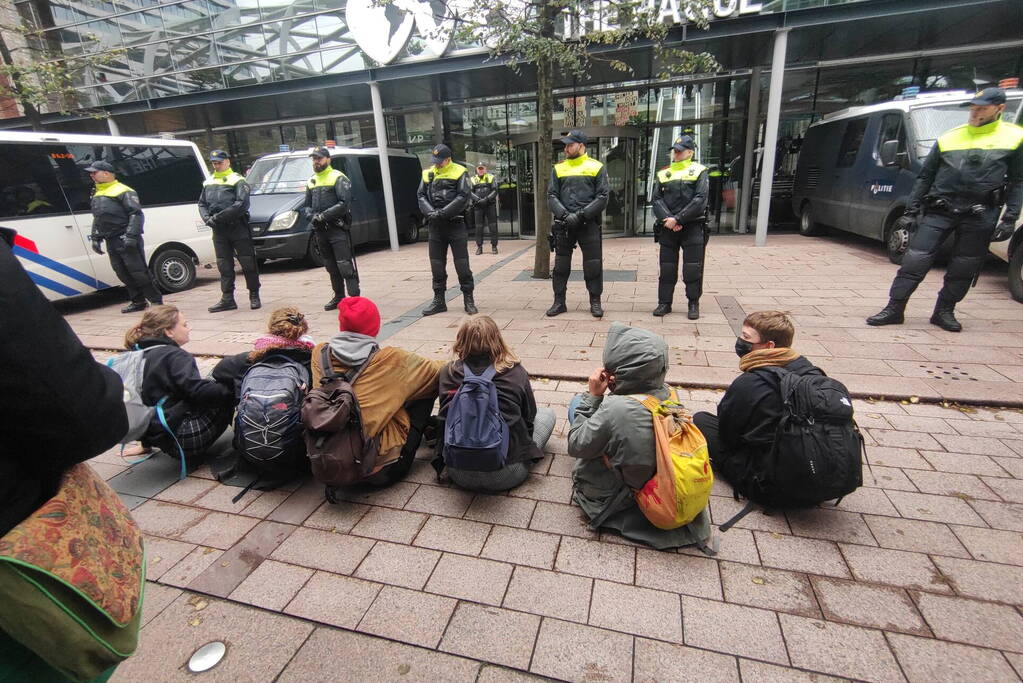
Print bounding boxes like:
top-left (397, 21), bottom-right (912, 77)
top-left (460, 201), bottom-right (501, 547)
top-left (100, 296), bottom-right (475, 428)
top-left (560, 130), bottom-right (588, 145)
top-left (962, 87), bottom-right (1007, 107)
top-left (431, 144), bottom-right (453, 165)
top-left (208, 149), bottom-right (230, 161)
top-left (84, 160), bottom-right (115, 173)
top-left (309, 146), bottom-right (331, 159)
top-left (671, 136), bottom-right (696, 151)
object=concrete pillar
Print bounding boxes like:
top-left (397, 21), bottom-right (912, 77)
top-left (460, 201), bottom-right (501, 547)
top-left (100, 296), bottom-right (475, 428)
top-left (369, 81), bottom-right (400, 251)
top-left (737, 66), bottom-right (760, 234)
top-left (754, 28), bottom-right (789, 247)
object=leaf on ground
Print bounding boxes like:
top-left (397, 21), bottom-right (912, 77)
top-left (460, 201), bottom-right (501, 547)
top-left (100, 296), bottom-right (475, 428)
top-left (188, 616), bottom-right (202, 627)
top-left (909, 396), bottom-right (920, 404)
top-left (751, 576), bottom-right (767, 585)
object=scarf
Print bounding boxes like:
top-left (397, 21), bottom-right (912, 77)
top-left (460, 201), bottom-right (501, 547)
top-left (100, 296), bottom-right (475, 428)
top-left (253, 334), bottom-right (313, 353)
top-left (738, 347), bottom-right (801, 372)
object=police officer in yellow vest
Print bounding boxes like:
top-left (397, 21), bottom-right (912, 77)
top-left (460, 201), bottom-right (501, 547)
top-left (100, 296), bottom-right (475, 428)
top-left (652, 135), bottom-right (709, 320)
top-left (305, 146), bottom-right (359, 311)
top-left (86, 160), bottom-right (163, 313)
top-left (868, 87), bottom-right (1023, 332)
top-left (200, 150), bottom-right (261, 312)
top-left (471, 163), bottom-right (499, 255)
top-left (547, 130), bottom-right (609, 318)
top-left (418, 144), bottom-right (476, 316)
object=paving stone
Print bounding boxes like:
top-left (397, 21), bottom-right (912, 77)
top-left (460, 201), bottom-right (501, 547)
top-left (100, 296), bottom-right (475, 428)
top-left (357, 585), bottom-right (457, 648)
top-left (143, 536), bottom-right (196, 581)
top-left (424, 553), bottom-right (514, 606)
top-left (862, 515), bottom-right (971, 557)
top-left (680, 595), bottom-right (788, 664)
top-left (107, 456), bottom-right (182, 498)
top-left (885, 490), bottom-right (987, 526)
top-left (476, 666), bottom-right (552, 683)
top-left (350, 506), bottom-right (428, 543)
top-left (439, 603), bottom-right (541, 670)
top-left (935, 434), bottom-right (1017, 456)
top-left (337, 481), bottom-right (419, 509)
top-left (131, 500), bottom-right (209, 540)
top-left (785, 508), bottom-right (877, 545)
top-left (153, 476), bottom-right (220, 505)
top-left (278, 627), bottom-right (480, 682)
top-left (283, 570), bottom-right (381, 629)
top-left (888, 632), bottom-right (1020, 683)
top-left (865, 446), bottom-right (933, 470)
top-left (191, 483), bottom-right (271, 515)
top-left (413, 515), bottom-right (492, 555)
top-left (868, 429), bottom-right (942, 451)
top-left (633, 638), bottom-right (740, 682)
top-left (238, 489), bottom-right (293, 518)
top-left (931, 556), bottom-right (1023, 606)
top-left (833, 486), bottom-right (900, 516)
top-left (913, 591), bottom-right (1023, 652)
top-left (589, 580), bottom-right (683, 642)
top-left (266, 479), bottom-right (325, 525)
top-left (753, 531), bottom-right (850, 578)
top-left (528, 501), bottom-right (599, 539)
top-left (810, 576), bottom-right (928, 636)
top-left (270, 527), bottom-right (375, 574)
top-left (738, 660), bottom-right (847, 683)
top-left (884, 414), bottom-right (957, 434)
top-left (635, 549), bottom-right (722, 599)
top-left (554, 536), bottom-right (635, 583)
top-left (508, 473), bottom-right (575, 504)
top-left (464, 494), bottom-right (537, 529)
top-left (950, 524), bottom-right (1023, 565)
top-left (778, 613), bottom-right (903, 683)
top-left (228, 559), bottom-right (314, 611)
top-left (710, 496), bottom-right (791, 534)
top-left (982, 476), bottom-right (1023, 504)
top-left (995, 457), bottom-right (1023, 479)
top-left (116, 492), bottom-right (148, 510)
top-left (301, 500), bottom-right (369, 533)
top-left (404, 484), bottom-right (475, 517)
top-left (1007, 652), bottom-right (1023, 679)
top-left (188, 520), bottom-right (295, 597)
top-left (160, 545), bottom-right (223, 588)
top-left (354, 541), bottom-right (441, 590)
top-left (530, 618), bottom-right (633, 682)
top-left (903, 469), bottom-right (1001, 501)
top-left (840, 544), bottom-right (951, 593)
top-left (968, 499), bottom-right (1023, 531)
top-left (719, 562), bottom-right (820, 617)
top-left (863, 465), bottom-right (919, 491)
top-left (140, 581), bottom-right (181, 627)
top-left (481, 526), bottom-right (560, 569)
top-left (947, 418), bottom-right (1022, 438)
top-left (682, 526), bottom-right (760, 566)
top-left (503, 565), bottom-right (593, 623)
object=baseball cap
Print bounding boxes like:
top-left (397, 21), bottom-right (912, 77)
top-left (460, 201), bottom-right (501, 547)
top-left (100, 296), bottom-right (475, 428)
top-left (671, 136), bottom-right (696, 151)
top-left (431, 144), bottom-right (453, 165)
top-left (561, 130), bottom-right (588, 145)
top-left (208, 149), bottom-right (230, 161)
top-left (337, 296), bottom-right (381, 338)
top-left (962, 87), bottom-right (1007, 107)
top-left (84, 160), bottom-right (115, 173)
top-left (309, 146), bottom-right (331, 159)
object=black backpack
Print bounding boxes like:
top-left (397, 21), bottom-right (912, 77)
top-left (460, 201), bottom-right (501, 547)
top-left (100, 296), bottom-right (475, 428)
top-left (720, 365), bottom-right (864, 531)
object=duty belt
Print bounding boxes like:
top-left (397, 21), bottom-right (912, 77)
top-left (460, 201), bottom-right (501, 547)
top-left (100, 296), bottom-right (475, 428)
top-left (924, 196), bottom-right (995, 216)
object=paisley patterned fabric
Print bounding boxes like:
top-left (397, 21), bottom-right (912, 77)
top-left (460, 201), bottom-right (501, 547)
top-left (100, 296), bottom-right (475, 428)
top-left (0, 464), bottom-right (143, 626)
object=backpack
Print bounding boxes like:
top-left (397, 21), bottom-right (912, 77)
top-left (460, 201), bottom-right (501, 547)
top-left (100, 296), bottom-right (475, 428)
top-left (720, 365), bottom-right (865, 531)
top-left (627, 390), bottom-right (713, 530)
top-left (443, 363), bottom-right (509, 472)
top-left (234, 354), bottom-right (310, 482)
top-left (301, 345), bottom-right (380, 489)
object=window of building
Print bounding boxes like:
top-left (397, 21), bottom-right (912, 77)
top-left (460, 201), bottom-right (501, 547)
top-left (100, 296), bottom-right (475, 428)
top-left (835, 118), bottom-right (867, 168)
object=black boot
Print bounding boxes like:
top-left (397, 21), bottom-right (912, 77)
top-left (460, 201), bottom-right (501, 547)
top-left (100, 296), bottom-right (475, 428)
top-left (546, 295), bottom-right (567, 317)
top-left (652, 303), bottom-right (672, 317)
top-left (930, 301), bottom-right (962, 332)
top-left (208, 295), bottom-right (237, 313)
top-left (249, 291), bottom-right (261, 310)
top-left (866, 299), bottom-right (906, 326)
top-left (475, 245), bottom-right (483, 255)
top-left (323, 295), bottom-right (343, 311)
top-left (492, 245), bottom-right (498, 254)
top-left (688, 300), bottom-right (700, 320)
top-left (422, 294), bottom-right (447, 316)
top-left (463, 293), bottom-right (478, 315)
top-left (121, 301), bottom-right (147, 314)
top-left (590, 296), bottom-right (604, 318)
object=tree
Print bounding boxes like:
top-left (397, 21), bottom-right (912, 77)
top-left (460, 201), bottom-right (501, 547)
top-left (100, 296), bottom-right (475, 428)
top-left (412, 0), bottom-right (719, 277)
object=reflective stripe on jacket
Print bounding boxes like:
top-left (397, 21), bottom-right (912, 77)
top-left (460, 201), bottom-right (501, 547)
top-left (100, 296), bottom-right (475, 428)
top-left (470, 173), bottom-right (497, 204)
top-left (652, 160), bottom-right (709, 224)
top-left (418, 162), bottom-right (471, 218)
top-left (304, 167), bottom-right (352, 225)
top-left (91, 180), bottom-right (144, 239)
top-left (548, 154), bottom-right (609, 221)
top-left (198, 170), bottom-right (250, 226)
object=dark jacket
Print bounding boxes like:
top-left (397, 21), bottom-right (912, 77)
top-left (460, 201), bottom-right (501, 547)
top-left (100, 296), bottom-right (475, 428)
top-left (211, 347), bottom-right (313, 399)
top-left (418, 163), bottom-right (471, 219)
top-left (90, 180), bottom-right (144, 240)
top-left (133, 337), bottom-right (233, 440)
top-left (470, 173), bottom-right (498, 205)
top-left (548, 154), bottom-right (609, 223)
top-left (652, 160), bottom-right (709, 225)
top-left (0, 227), bottom-right (128, 536)
top-left (438, 356), bottom-right (542, 466)
top-left (304, 167), bottom-right (352, 227)
top-left (198, 170), bottom-right (250, 228)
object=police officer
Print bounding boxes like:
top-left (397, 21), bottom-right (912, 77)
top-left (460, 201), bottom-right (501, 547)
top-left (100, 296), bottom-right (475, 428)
top-left (651, 135), bottom-right (709, 320)
top-left (200, 150), bottom-right (261, 312)
top-left (86, 160), bottom-right (163, 313)
top-left (418, 144), bottom-right (476, 316)
top-left (547, 130), bottom-right (609, 318)
top-left (868, 87), bottom-right (1023, 332)
top-left (471, 163), bottom-right (499, 255)
top-left (304, 146), bottom-right (359, 311)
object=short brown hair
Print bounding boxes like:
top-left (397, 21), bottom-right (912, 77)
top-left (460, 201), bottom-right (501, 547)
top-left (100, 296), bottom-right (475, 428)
top-left (743, 310), bottom-right (795, 347)
top-left (452, 315), bottom-right (519, 373)
top-left (124, 304), bottom-right (180, 348)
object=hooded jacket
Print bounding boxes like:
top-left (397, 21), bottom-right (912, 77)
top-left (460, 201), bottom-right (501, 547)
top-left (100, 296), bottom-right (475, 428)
top-left (568, 323), bottom-right (710, 550)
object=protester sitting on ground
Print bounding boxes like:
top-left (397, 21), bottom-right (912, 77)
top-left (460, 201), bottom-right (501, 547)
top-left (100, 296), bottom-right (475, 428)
top-left (125, 304), bottom-right (234, 465)
top-left (567, 322), bottom-right (711, 550)
top-left (212, 306), bottom-right (315, 398)
top-left (437, 315), bottom-right (556, 492)
top-left (310, 296), bottom-right (442, 487)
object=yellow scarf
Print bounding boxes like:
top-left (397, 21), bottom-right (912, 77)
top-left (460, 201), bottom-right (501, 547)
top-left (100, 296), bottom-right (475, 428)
top-left (739, 347), bottom-right (801, 372)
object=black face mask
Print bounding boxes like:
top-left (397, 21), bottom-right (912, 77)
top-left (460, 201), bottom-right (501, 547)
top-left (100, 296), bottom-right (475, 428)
top-left (735, 337), bottom-right (754, 358)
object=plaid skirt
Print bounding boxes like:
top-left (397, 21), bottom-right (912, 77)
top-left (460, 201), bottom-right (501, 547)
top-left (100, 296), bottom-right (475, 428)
top-left (152, 407), bottom-right (230, 460)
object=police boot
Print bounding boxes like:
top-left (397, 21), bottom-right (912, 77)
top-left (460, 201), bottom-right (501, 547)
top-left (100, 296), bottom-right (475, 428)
top-left (422, 293), bottom-right (447, 316)
top-left (688, 300), bottom-right (700, 320)
top-left (475, 245), bottom-right (483, 255)
top-left (249, 290), bottom-right (261, 310)
top-left (652, 303), bottom-right (672, 317)
top-left (546, 295), bottom-right (567, 317)
top-left (463, 293), bottom-right (478, 315)
top-left (121, 301), bottom-right (147, 314)
top-left (866, 299), bottom-right (906, 326)
top-left (589, 295), bottom-right (604, 318)
top-left (323, 294), bottom-right (343, 311)
top-left (492, 245), bottom-right (498, 254)
top-left (930, 300), bottom-right (962, 333)
top-left (208, 295), bottom-right (237, 313)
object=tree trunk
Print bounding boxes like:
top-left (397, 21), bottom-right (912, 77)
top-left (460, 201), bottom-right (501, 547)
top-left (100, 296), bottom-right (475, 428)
top-left (0, 31), bottom-right (42, 130)
top-left (531, 0), bottom-right (555, 279)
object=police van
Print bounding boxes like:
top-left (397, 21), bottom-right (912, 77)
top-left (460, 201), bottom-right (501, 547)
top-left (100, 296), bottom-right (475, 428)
top-left (792, 89), bottom-right (1023, 266)
top-left (0, 131), bottom-right (213, 301)
top-left (245, 145), bottom-right (423, 265)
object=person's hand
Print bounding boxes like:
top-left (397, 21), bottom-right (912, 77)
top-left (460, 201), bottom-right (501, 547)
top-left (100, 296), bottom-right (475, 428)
top-left (427, 211), bottom-right (440, 223)
top-left (122, 235), bottom-right (139, 249)
top-left (312, 213), bottom-right (326, 228)
top-left (91, 238), bottom-right (104, 255)
top-left (563, 212), bottom-right (582, 229)
top-left (204, 217), bottom-right (217, 228)
top-left (587, 367), bottom-right (612, 397)
top-left (664, 217), bottom-right (678, 230)
top-left (991, 218), bottom-right (1016, 242)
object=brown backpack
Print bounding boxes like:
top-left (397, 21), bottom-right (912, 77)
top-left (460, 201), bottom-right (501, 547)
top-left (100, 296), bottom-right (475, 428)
top-left (302, 345), bottom-right (379, 489)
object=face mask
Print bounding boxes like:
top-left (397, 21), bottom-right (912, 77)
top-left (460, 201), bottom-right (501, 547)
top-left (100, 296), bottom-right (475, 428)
top-left (735, 337), bottom-right (754, 358)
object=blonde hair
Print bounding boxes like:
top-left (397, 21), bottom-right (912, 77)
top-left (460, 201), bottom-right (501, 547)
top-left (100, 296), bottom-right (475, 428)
top-left (124, 304), bottom-right (180, 348)
top-left (248, 307), bottom-right (309, 362)
top-left (743, 310), bottom-right (795, 348)
top-left (452, 315), bottom-right (519, 373)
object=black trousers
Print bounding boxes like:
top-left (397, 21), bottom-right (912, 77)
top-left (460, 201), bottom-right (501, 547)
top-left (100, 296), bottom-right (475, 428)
top-left (314, 223), bottom-right (360, 298)
top-left (657, 221), bottom-right (706, 304)
top-left (106, 235), bottom-right (162, 304)
top-left (889, 207), bottom-right (998, 304)
top-left (552, 220), bottom-right (603, 298)
top-left (474, 202), bottom-right (498, 247)
top-left (428, 218), bottom-right (474, 295)
top-left (212, 220), bottom-right (260, 295)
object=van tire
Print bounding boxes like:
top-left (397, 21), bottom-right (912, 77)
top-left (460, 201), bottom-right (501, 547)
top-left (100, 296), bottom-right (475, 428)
top-left (798, 202), bottom-right (821, 236)
top-left (1008, 245), bottom-right (1023, 303)
top-left (884, 215), bottom-right (910, 265)
top-left (304, 235), bottom-right (325, 267)
top-left (152, 249), bottom-right (196, 293)
top-left (400, 217), bottom-right (421, 244)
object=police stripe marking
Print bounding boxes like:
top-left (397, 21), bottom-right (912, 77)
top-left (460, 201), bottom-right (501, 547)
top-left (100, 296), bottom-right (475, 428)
top-left (14, 245), bottom-right (112, 290)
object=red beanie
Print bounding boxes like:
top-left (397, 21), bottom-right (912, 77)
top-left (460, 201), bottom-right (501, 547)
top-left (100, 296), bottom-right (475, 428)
top-left (337, 296), bottom-right (381, 337)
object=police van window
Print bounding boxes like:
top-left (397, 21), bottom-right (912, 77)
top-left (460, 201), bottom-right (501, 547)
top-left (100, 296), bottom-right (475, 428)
top-left (272, 156), bottom-right (313, 193)
top-left (358, 157), bottom-right (383, 192)
top-left (0, 143), bottom-right (74, 219)
top-left (877, 113), bottom-right (907, 163)
top-left (836, 118), bottom-right (868, 168)
top-left (111, 146), bottom-right (204, 205)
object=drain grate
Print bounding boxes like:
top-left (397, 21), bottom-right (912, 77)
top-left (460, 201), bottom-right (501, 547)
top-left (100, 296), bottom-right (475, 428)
top-left (918, 364), bottom-right (979, 381)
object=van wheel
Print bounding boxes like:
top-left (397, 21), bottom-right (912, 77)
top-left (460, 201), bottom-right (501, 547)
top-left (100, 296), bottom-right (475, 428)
top-left (400, 218), bottom-right (421, 244)
top-left (304, 235), bottom-right (325, 267)
top-left (1009, 245), bottom-right (1023, 303)
top-left (885, 218), bottom-right (910, 265)
top-left (152, 249), bottom-right (196, 293)
top-left (798, 202), bottom-right (821, 236)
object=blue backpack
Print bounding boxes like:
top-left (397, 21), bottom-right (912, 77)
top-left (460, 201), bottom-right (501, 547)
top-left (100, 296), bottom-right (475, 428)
top-left (443, 363), bottom-right (509, 472)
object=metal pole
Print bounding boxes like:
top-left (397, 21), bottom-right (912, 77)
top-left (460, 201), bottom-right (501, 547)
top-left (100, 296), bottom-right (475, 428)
top-left (737, 66), bottom-right (760, 234)
top-left (754, 28), bottom-right (789, 247)
top-left (106, 116), bottom-right (120, 136)
top-left (369, 81), bottom-right (400, 251)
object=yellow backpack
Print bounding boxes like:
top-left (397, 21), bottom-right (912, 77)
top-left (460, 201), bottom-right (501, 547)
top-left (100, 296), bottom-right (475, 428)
top-left (628, 390), bottom-right (713, 529)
